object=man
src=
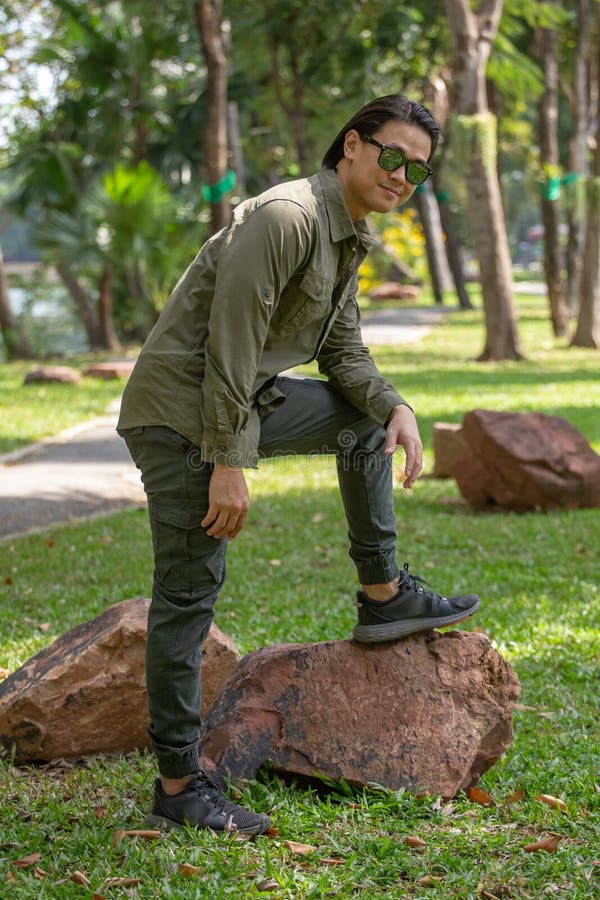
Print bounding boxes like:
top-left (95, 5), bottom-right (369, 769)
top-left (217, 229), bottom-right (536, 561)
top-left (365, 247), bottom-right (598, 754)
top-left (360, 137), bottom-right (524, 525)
top-left (118, 93), bottom-right (480, 835)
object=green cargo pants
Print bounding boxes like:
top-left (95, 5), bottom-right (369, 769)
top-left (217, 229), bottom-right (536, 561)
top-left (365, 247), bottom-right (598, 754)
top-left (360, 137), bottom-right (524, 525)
top-left (119, 376), bottom-right (400, 778)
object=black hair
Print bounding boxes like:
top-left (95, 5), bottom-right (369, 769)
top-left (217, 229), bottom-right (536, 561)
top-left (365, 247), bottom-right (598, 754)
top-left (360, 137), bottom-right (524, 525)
top-left (322, 94), bottom-right (440, 169)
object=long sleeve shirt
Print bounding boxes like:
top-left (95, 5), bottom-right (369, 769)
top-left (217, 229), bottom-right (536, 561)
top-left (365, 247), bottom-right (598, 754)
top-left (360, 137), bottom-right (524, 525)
top-left (117, 168), bottom-right (408, 468)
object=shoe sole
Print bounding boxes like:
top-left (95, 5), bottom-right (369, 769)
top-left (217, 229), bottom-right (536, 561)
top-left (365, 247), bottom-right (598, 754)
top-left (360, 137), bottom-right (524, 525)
top-left (352, 599), bottom-right (481, 644)
top-left (146, 812), bottom-right (272, 836)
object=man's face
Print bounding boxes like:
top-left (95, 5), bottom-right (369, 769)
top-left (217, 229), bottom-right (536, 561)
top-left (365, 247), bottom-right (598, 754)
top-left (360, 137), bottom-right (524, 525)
top-left (339, 120), bottom-right (432, 221)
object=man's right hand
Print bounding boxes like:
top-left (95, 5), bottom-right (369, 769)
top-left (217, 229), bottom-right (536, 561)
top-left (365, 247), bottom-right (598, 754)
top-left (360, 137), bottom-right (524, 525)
top-left (201, 465), bottom-right (250, 539)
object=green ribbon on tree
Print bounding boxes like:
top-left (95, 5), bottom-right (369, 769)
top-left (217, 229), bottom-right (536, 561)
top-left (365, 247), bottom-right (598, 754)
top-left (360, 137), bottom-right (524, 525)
top-left (537, 172), bottom-right (583, 202)
top-left (537, 176), bottom-right (562, 201)
top-left (435, 190), bottom-right (450, 203)
top-left (202, 169), bottom-right (237, 203)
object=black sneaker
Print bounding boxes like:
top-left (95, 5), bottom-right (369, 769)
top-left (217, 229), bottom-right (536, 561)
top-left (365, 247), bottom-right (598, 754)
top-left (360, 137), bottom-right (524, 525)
top-left (146, 772), bottom-right (271, 835)
top-left (352, 563), bottom-right (480, 643)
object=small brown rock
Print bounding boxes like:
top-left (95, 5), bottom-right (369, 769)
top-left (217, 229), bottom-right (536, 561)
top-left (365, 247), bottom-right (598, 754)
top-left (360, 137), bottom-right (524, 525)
top-left (368, 282), bottom-right (421, 302)
top-left (82, 361), bottom-right (136, 380)
top-left (0, 598), bottom-right (239, 761)
top-left (199, 631), bottom-right (520, 797)
top-left (23, 366), bottom-right (81, 385)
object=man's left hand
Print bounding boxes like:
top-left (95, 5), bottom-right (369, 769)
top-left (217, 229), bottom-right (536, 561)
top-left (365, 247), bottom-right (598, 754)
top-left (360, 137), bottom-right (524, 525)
top-left (384, 404), bottom-right (423, 489)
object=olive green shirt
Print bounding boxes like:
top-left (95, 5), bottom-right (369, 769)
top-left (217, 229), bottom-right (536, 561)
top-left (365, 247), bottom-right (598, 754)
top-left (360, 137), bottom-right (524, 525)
top-left (118, 168), bottom-right (407, 467)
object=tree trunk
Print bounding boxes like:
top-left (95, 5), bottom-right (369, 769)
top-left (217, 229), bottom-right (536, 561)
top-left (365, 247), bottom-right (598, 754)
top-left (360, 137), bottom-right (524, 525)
top-left (55, 257), bottom-right (104, 350)
top-left (414, 182), bottom-right (453, 304)
top-left (565, 0), bottom-right (590, 314)
top-left (288, 47), bottom-right (310, 175)
top-left (571, 30), bottom-right (600, 349)
top-left (571, 178), bottom-right (600, 347)
top-left (98, 261), bottom-right (121, 351)
top-left (0, 246), bottom-right (35, 359)
top-left (265, 3), bottom-right (310, 176)
top-left (195, 0), bottom-right (231, 235)
top-left (432, 177), bottom-right (473, 309)
top-left (444, 0), bottom-right (523, 360)
top-left (536, 14), bottom-right (570, 338)
top-left (425, 76), bottom-right (473, 309)
top-left (228, 101), bottom-right (247, 199)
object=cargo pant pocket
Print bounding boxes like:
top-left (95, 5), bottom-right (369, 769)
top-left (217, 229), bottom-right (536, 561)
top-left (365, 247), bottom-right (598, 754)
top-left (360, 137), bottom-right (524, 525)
top-left (148, 498), bottom-right (226, 597)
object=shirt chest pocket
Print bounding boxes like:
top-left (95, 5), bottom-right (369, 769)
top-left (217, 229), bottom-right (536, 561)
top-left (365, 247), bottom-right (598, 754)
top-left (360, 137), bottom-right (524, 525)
top-left (273, 270), bottom-right (332, 335)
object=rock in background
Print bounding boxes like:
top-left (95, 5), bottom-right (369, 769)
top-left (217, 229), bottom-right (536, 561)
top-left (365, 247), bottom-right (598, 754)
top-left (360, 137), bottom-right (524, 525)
top-left (199, 631), bottom-right (520, 798)
top-left (432, 422), bottom-right (465, 478)
top-left (0, 598), bottom-right (239, 762)
top-left (453, 409), bottom-right (600, 511)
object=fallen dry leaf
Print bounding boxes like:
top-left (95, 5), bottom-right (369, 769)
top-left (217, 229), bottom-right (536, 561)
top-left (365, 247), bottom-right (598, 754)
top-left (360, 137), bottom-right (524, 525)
top-left (71, 871), bottom-right (91, 886)
top-left (178, 862), bottom-right (202, 877)
top-left (112, 828), bottom-right (161, 847)
top-left (467, 786), bottom-right (494, 806)
top-left (102, 877), bottom-right (144, 887)
top-left (417, 874), bottom-right (443, 885)
top-left (267, 559), bottom-right (281, 566)
top-left (264, 826), bottom-right (280, 838)
top-left (13, 852), bottom-right (42, 868)
top-left (404, 835), bottom-right (427, 848)
top-left (257, 878), bottom-right (280, 891)
top-left (122, 829), bottom-right (161, 840)
top-left (535, 794), bottom-right (567, 812)
top-left (33, 865), bottom-right (47, 879)
top-left (502, 789), bottom-right (525, 805)
top-left (111, 829), bottom-right (126, 848)
top-left (524, 834), bottom-right (561, 853)
top-left (92, 805), bottom-right (108, 819)
top-left (480, 891), bottom-right (501, 900)
top-left (38, 623), bottom-right (51, 632)
top-left (5, 871), bottom-right (17, 883)
top-left (92, 894), bottom-right (107, 900)
top-left (318, 857), bottom-right (345, 866)
top-left (283, 840), bottom-right (316, 855)
top-left (0, 666), bottom-right (10, 679)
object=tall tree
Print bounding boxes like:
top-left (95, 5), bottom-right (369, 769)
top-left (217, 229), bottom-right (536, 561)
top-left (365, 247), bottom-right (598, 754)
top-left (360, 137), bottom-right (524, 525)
top-left (444, 0), bottom-right (523, 360)
top-left (563, 0), bottom-right (591, 314)
top-left (414, 182), bottom-right (453, 304)
top-left (194, 0), bottom-right (231, 234)
top-left (535, 3), bottom-right (570, 338)
top-left (571, 1), bottom-right (600, 348)
top-left (425, 75), bottom-right (473, 309)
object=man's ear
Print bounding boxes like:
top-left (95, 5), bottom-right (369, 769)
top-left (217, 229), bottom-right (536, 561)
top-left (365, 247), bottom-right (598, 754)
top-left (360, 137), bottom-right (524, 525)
top-left (343, 128), bottom-right (361, 160)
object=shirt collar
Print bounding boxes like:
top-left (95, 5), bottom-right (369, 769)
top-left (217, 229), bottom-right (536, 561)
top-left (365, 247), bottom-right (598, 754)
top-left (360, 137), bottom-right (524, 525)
top-left (317, 168), bottom-right (377, 251)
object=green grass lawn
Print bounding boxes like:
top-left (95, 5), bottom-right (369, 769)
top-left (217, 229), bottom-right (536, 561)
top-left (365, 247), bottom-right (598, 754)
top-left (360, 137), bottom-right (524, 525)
top-left (0, 296), bottom-right (599, 898)
top-left (0, 358), bottom-right (131, 455)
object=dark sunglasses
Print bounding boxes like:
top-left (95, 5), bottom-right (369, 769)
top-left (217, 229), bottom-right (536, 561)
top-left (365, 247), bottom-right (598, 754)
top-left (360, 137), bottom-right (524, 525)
top-left (360, 134), bottom-right (432, 186)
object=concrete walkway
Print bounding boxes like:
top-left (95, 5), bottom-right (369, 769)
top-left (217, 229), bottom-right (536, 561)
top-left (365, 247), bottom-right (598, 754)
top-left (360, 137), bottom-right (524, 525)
top-left (0, 306), bottom-right (447, 540)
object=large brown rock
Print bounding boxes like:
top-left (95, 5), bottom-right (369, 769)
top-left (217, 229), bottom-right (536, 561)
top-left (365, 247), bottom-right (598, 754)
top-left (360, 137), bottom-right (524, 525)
top-left (0, 598), bottom-right (239, 762)
top-left (453, 409), bottom-right (600, 511)
top-left (199, 631), bottom-right (520, 798)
